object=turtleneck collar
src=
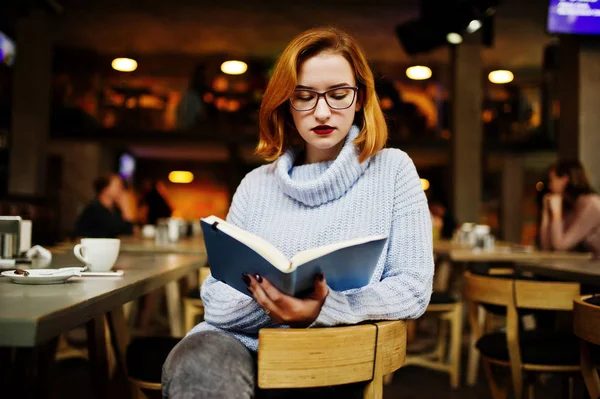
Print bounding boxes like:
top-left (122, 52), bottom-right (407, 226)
top-left (275, 125), bottom-right (370, 207)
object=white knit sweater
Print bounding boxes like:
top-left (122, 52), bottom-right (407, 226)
top-left (188, 125), bottom-right (434, 351)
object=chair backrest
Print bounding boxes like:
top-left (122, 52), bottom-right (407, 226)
top-left (463, 271), bottom-right (513, 307)
top-left (464, 271), bottom-right (580, 311)
top-left (514, 280), bottom-right (580, 311)
top-left (257, 320), bottom-right (406, 389)
top-left (574, 295), bottom-right (600, 346)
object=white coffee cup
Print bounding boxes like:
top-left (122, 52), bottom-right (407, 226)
top-left (73, 238), bottom-right (121, 272)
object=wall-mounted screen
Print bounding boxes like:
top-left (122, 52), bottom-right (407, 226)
top-left (0, 32), bottom-right (15, 66)
top-left (548, 0), bottom-right (600, 35)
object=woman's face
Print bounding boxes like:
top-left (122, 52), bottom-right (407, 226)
top-left (107, 176), bottom-right (125, 200)
top-left (290, 52), bottom-right (362, 161)
top-left (548, 169), bottom-right (569, 194)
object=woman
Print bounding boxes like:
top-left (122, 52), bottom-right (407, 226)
top-left (540, 160), bottom-right (600, 256)
top-left (162, 27), bottom-right (434, 399)
top-left (74, 173), bottom-right (137, 238)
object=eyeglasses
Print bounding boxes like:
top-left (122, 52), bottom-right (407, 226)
top-left (290, 86), bottom-right (358, 111)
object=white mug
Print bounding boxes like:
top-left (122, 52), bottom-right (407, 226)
top-left (73, 238), bottom-right (121, 272)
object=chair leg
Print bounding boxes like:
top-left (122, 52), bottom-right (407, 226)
top-left (87, 316), bottom-right (109, 399)
top-left (467, 305), bottom-right (485, 386)
top-left (433, 259), bottom-right (452, 292)
top-left (406, 320), bottom-right (417, 343)
top-left (130, 384), bottom-right (149, 399)
top-left (512, 371), bottom-right (524, 399)
top-left (433, 319), bottom-right (448, 361)
top-left (184, 302), bottom-right (201, 333)
top-left (448, 304), bottom-right (463, 389)
top-left (482, 358), bottom-right (508, 399)
top-left (526, 382), bottom-right (535, 399)
top-left (363, 337), bottom-right (384, 399)
top-left (363, 375), bottom-right (383, 399)
top-left (561, 376), bottom-right (574, 399)
top-left (383, 373), bottom-right (394, 385)
top-left (581, 341), bottom-right (600, 399)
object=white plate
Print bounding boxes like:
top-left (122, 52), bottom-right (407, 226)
top-left (0, 268), bottom-right (85, 285)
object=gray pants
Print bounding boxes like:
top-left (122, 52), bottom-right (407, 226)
top-left (162, 331), bottom-right (364, 399)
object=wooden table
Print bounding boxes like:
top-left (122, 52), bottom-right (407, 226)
top-left (52, 237), bottom-right (207, 336)
top-left (0, 252), bottom-right (206, 346)
top-left (516, 259), bottom-right (600, 286)
top-left (119, 236), bottom-right (206, 255)
top-left (0, 252), bottom-right (206, 398)
top-left (434, 239), bottom-right (592, 263)
top-left (448, 247), bottom-right (592, 263)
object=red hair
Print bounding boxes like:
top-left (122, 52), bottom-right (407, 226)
top-left (256, 26), bottom-right (388, 163)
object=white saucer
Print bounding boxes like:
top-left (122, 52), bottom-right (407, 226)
top-left (1, 268), bottom-right (85, 285)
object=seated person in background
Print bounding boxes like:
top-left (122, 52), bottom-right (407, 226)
top-left (138, 179), bottom-right (173, 225)
top-left (540, 160), bottom-right (600, 257)
top-left (74, 174), bottom-right (136, 238)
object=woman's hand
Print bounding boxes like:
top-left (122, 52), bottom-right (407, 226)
top-left (116, 191), bottom-right (137, 222)
top-left (243, 273), bottom-right (329, 327)
top-left (546, 193), bottom-right (563, 220)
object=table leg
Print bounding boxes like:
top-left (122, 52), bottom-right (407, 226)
top-left (165, 280), bottom-right (184, 337)
top-left (122, 301), bottom-right (135, 322)
top-left (0, 347), bottom-right (11, 387)
top-left (9, 338), bottom-right (58, 399)
top-left (35, 337), bottom-right (59, 399)
top-left (86, 316), bottom-right (109, 399)
top-left (107, 306), bottom-right (131, 377)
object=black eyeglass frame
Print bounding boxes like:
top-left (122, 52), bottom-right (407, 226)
top-left (289, 86), bottom-right (359, 111)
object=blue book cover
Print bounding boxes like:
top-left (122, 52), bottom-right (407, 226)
top-left (200, 216), bottom-right (387, 297)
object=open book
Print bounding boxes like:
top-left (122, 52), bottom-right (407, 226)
top-left (200, 216), bottom-right (387, 297)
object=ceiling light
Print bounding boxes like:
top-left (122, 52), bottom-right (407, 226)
top-left (168, 171), bottom-right (194, 184)
top-left (466, 20), bottom-right (482, 33)
top-left (221, 60), bottom-right (248, 75)
top-left (488, 70), bottom-right (514, 84)
top-left (111, 57), bottom-right (137, 72)
top-left (420, 178), bottom-right (430, 191)
top-left (446, 32), bottom-right (463, 44)
top-left (406, 66), bottom-right (432, 81)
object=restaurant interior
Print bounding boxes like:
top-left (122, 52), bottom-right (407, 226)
top-left (1, 0), bottom-right (600, 398)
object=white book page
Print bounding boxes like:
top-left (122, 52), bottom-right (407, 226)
top-left (202, 216), bottom-right (292, 272)
top-left (290, 235), bottom-right (387, 267)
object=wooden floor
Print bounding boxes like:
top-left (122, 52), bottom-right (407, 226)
top-left (45, 350), bottom-right (588, 399)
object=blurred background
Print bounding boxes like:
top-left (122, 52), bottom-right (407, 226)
top-left (0, 0), bottom-right (593, 247)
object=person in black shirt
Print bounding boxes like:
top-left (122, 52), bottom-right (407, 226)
top-left (74, 174), bottom-right (136, 238)
top-left (139, 179), bottom-right (173, 225)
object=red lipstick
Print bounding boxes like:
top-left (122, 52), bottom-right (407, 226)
top-left (311, 125), bottom-right (335, 135)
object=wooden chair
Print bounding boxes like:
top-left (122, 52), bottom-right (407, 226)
top-left (257, 320), bottom-right (407, 398)
top-left (466, 265), bottom-right (530, 387)
top-left (126, 336), bottom-right (181, 399)
top-left (573, 295), bottom-right (600, 399)
top-left (464, 271), bottom-right (580, 399)
top-left (404, 292), bottom-right (463, 388)
top-left (183, 266), bottom-right (211, 333)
